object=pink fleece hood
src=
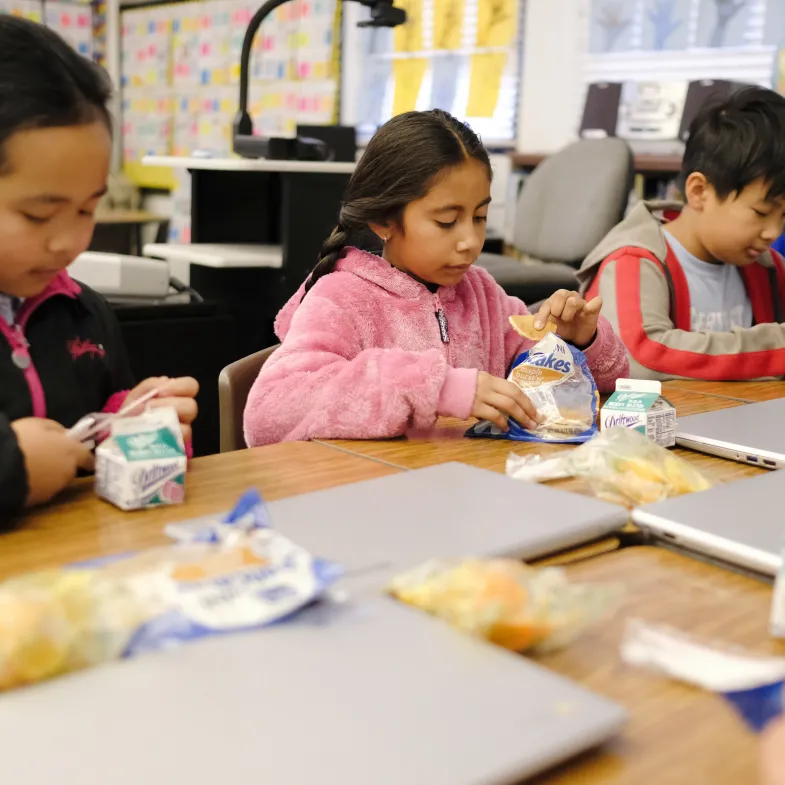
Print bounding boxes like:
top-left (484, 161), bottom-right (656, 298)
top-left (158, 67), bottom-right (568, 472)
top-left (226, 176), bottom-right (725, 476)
top-left (244, 248), bottom-right (629, 446)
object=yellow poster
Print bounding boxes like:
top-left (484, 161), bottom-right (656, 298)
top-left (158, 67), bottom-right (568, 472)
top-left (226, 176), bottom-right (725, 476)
top-left (433, 0), bottom-right (464, 50)
top-left (466, 52), bottom-right (506, 117)
top-left (392, 58), bottom-right (428, 115)
top-left (394, 0), bottom-right (424, 52)
top-left (476, 0), bottom-right (516, 47)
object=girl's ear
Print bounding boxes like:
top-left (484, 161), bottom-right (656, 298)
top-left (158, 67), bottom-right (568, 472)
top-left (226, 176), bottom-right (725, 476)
top-left (369, 222), bottom-right (392, 243)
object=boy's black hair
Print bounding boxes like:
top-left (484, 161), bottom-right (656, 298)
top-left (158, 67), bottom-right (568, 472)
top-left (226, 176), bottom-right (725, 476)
top-left (681, 86), bottom-right (785, 201)
top-left (0, 16), bottom-right (112, 171)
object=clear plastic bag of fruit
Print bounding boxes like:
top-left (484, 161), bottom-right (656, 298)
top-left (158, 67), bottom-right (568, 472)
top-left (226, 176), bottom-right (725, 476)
top-left (388, 558), bottom-right (621, 653)
top-left (507, 427), bottom-right (712, 507)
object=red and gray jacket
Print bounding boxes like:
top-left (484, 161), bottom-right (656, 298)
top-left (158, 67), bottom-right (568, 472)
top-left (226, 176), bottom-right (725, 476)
top-left (577, 200), bottom-right (785, 382)
top-left (0, 272), bottom-right (134, 526)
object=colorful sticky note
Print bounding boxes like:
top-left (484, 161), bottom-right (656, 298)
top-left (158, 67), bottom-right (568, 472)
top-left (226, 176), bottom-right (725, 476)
top-left (433, 0), bottom-right (463, 50)
top-left (466, 51), bottom-right (506, 117)
top-left (392, 57), bottom-right (427, 115)
top-left (475, 0), bottom-right (516, 47)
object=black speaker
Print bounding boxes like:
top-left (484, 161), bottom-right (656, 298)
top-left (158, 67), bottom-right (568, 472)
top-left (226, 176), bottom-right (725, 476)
top-left (679, 80), bottom-right (750, 141)
top-left (579, 82), bottom-right (623, 138)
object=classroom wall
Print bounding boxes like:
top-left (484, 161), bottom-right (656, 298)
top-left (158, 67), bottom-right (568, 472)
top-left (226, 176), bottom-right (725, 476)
top-left (516, 0), bottom-right (589, 154)
top-left (516, 0), bottom-right (780, 155)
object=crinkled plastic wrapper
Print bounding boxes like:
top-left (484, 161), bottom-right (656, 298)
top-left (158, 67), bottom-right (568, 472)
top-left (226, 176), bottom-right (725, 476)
top-left (0, 490), bottom-right (341, 691)
top-left (466, 333), bottom-right (599, 444)
top-left (507, 427), bottom-right (711, 507)
top-left (622, 620), bottom-right (785, 732)
top-left (388, 559), bottom-right (621, 653)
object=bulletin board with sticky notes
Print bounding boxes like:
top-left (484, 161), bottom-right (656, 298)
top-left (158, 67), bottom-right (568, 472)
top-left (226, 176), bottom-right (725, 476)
top-left (120, 0), bottom-right (341, 191)
top-left (352, 0), bottom-right (524, 145)
top-left (0, 0), bottom-right (105, 61)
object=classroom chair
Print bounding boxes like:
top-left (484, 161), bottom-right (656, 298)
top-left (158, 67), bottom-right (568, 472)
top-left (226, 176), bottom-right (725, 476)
top-left (476, 138), bottom-right (634, 304)
top-left (218, 344), bottom-right (279, 452)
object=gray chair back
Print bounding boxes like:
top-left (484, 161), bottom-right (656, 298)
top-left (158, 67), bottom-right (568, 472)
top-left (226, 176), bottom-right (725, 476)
top-left (513, 138), bottom-right (633, 263)
top-left (218, 345), bottom-right (279, 452)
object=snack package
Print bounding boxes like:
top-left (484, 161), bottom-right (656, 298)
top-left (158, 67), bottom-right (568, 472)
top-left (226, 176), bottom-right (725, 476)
top-left (622, 620), bottom-right (785, 732)
top-left (95, 407), bottom-right (187, 510)
top-left (388, 558), bottom-right (621, 653)
top-left (466, 331), bottom-right (600, 444)
top-left (0, 490), bottom-right (341, 691)
top-left (506, 427), bottom-right (711, 507)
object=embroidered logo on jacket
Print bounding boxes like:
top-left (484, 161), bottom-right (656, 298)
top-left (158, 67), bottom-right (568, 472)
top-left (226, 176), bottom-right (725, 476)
top-left (68, 338), bottom-right (106, 361)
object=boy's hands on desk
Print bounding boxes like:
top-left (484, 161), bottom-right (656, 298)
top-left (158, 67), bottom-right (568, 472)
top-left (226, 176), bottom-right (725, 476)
top-left (12, 419), bottom-right (94, 507)
top-left (472, 372), bottom-right (539, 432)
top-left (126, 376), bottom-right (200, 442)
top-left (534, 290), bottom-right (603, 349)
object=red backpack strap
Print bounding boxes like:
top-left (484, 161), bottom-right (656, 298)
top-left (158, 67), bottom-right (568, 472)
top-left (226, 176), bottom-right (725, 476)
top-left (770, 250), bottom-right (785, 323)
top-left (741, 264), bottom-right (776, 325)
top-left (586, 244), bottom-right (690, 330)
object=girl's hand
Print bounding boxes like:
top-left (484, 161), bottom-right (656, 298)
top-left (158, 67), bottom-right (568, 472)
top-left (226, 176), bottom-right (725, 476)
top-left (534, 290), bottom-right (603, 348)
top-left (125, 376), bottom-right (199, 442)
top-left (471, 371), bottom-right (539, 432)
top-left (12, 418), bottom-right (94, 507)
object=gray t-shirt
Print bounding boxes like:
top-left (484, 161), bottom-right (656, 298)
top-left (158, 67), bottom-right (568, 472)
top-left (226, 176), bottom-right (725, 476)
top-left (664, 230), bottom-right (753, 332)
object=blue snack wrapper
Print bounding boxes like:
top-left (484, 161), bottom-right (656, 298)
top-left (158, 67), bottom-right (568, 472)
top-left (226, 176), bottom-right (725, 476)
top-left (0, 489), bottom-right (342, 691)
top-left (723, 682), bottom-right (784, 733)
top-left (466, 333), bottom-right (599, 444)
top-left (622, 620), bottom-right (785, 734)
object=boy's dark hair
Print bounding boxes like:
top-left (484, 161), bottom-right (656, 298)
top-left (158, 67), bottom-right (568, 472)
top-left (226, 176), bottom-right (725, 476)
top-left (304, 109), bottom-right (492, 296)
top-left (681, 86), bottom-right (785, 201)
top-left (0, 16), bottom-right (112, 171)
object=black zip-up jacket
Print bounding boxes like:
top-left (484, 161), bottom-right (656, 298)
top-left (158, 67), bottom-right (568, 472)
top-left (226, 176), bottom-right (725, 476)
top-left (0, 272), bottom-right (134, 527)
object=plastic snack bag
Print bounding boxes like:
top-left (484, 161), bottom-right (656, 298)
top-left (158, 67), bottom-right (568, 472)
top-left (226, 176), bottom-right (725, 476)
top-left (0, 490), bottom-right (341, 691)
top-left (388, 558), bottom-right (621, 653)
top-left (506, 427), bottom-right (711, 507)
top-left (622, 620), bottom-right (785, 732)
top-left (466, 331), bottom-right (600, 444)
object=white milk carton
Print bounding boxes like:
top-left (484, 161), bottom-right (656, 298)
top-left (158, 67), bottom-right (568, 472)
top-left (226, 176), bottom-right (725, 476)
top-left (96, 407), bottom-right (187, 510)
top-left (600, 379), bottom-right (676, 447)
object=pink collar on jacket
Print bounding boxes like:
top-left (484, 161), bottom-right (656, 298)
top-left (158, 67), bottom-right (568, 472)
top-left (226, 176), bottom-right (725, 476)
top-left (276, 248), bottom-right (458, 338)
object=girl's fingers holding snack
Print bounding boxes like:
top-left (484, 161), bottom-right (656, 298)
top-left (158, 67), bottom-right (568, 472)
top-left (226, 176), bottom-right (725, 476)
top-left (157, 376), bottom-right (199, 399)
top-left (126, 377), bottom-right (170, 405)
top-left (149, 396), bottom-right (198, 425)
top-left (489, 392), bottom-right (538, 430)
top-left (474, 403), bottom-right (510, 432)
top-left (494, 380), bottom-right (539, 424)
top-left (560, 295), bottom-right (584, 322)
top-left (584, 296), bottom-right (603, 315)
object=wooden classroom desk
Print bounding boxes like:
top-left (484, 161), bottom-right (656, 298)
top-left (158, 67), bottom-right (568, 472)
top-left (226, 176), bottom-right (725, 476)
top-left (532, 546), bottom-right (779, 785)
top-left (319, 387), bottom-right (763, 489)
top-left (664, 379), bottom-right (785, 404)
top-left (0, 442), bottom-right (398, 582)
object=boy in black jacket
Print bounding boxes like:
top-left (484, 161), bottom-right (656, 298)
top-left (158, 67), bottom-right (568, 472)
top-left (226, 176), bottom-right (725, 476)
top-left (0, 19), bottom-right (199, 525)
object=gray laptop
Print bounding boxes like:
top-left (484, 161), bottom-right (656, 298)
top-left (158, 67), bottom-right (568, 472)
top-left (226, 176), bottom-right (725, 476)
top-left (676, 399), bottom-right (785, 468)
top-left (633, 469), bottom-right (785, 575)
top-left (0, 596), bottom-right (625, 785)
top-left (171, 462), bottom-right (628, 591)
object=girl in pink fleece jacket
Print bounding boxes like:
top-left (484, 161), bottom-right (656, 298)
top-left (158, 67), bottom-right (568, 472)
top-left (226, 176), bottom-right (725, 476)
top-left (244, 110), bottom-right (629, 446)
